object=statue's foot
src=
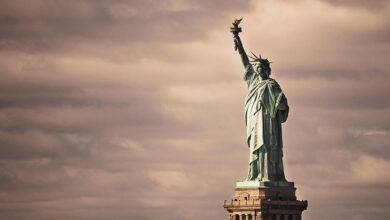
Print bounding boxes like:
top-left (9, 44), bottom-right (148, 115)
top-left (244, 177), bottom-right (255, 182)
top-left (255, 177), bottom-right (271, 182)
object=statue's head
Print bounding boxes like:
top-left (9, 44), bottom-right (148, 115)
top-left (250, 53), bottom-right (271, 79)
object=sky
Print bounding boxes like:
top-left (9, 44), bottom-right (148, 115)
top-left (0, 0), bottom-right (389, 219)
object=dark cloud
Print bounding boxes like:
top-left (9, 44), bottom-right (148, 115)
top-left (319, 0), bottom-right (390, 10)
top-left (0, 0), bottom-right (251, 54)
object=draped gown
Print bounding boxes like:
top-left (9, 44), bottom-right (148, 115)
top-left (244, 65), bottom-right (289, 182)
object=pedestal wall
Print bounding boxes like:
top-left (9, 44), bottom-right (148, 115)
top-left (223, 186), bottom-right (307, 220)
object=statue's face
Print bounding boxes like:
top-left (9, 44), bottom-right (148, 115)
top-left (256, 63), bottom-right (270, 79)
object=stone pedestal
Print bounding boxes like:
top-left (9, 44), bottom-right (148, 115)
top-left (223, 184), bottom-right (307, 220)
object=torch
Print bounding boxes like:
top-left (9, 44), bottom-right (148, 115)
top-left (230, 18), bottom-right (243, 35)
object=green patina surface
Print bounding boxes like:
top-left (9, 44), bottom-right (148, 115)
top-left (232, 20), bottom-right (292, 185)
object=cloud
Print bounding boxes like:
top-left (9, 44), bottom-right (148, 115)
top-left (0, 0), bottom-right (252, 56)
top-left (319, 0), bottom-right (390, 10)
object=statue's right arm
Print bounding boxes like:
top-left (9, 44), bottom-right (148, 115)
top-left (233, 33), bottom-right (250, 69)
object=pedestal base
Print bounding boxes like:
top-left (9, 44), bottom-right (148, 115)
top-left (223, 184), bottom-right (307, 220)
top-left (236, 181), bottom-right (294, 188)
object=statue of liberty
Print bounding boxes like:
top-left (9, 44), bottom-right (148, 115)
top-left (231, 19), bottom-right (293, 187)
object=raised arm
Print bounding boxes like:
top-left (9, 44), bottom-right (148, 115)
top-left (233, 33), bottom-right (250, 69)
top-left (231, 19), bottom-right (255, 84)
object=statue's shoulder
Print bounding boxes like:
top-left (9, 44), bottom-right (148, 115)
top-left (244, 64), bottom-right (256, 82)
top-left (266, 78), bottom-right (281, 88)
top-left (265, 78), bottom-right (277, 84)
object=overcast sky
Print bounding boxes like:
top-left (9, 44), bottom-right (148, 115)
top-left (0, 0), bottom-right (389, 219)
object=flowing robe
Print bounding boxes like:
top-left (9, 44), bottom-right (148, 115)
top-left (244, 65), bottom-right (289, 182)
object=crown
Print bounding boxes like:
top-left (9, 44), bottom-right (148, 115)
top-left (249, 52), bottom-right (272, 67)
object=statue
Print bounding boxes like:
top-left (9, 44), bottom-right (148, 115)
top-left (231, 19), bottom-right (293, 187)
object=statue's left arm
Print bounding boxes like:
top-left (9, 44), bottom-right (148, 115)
top-left (275, 90), bottom-right (289, 123)
top-left (266, 80), bottom-right (289, 123)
